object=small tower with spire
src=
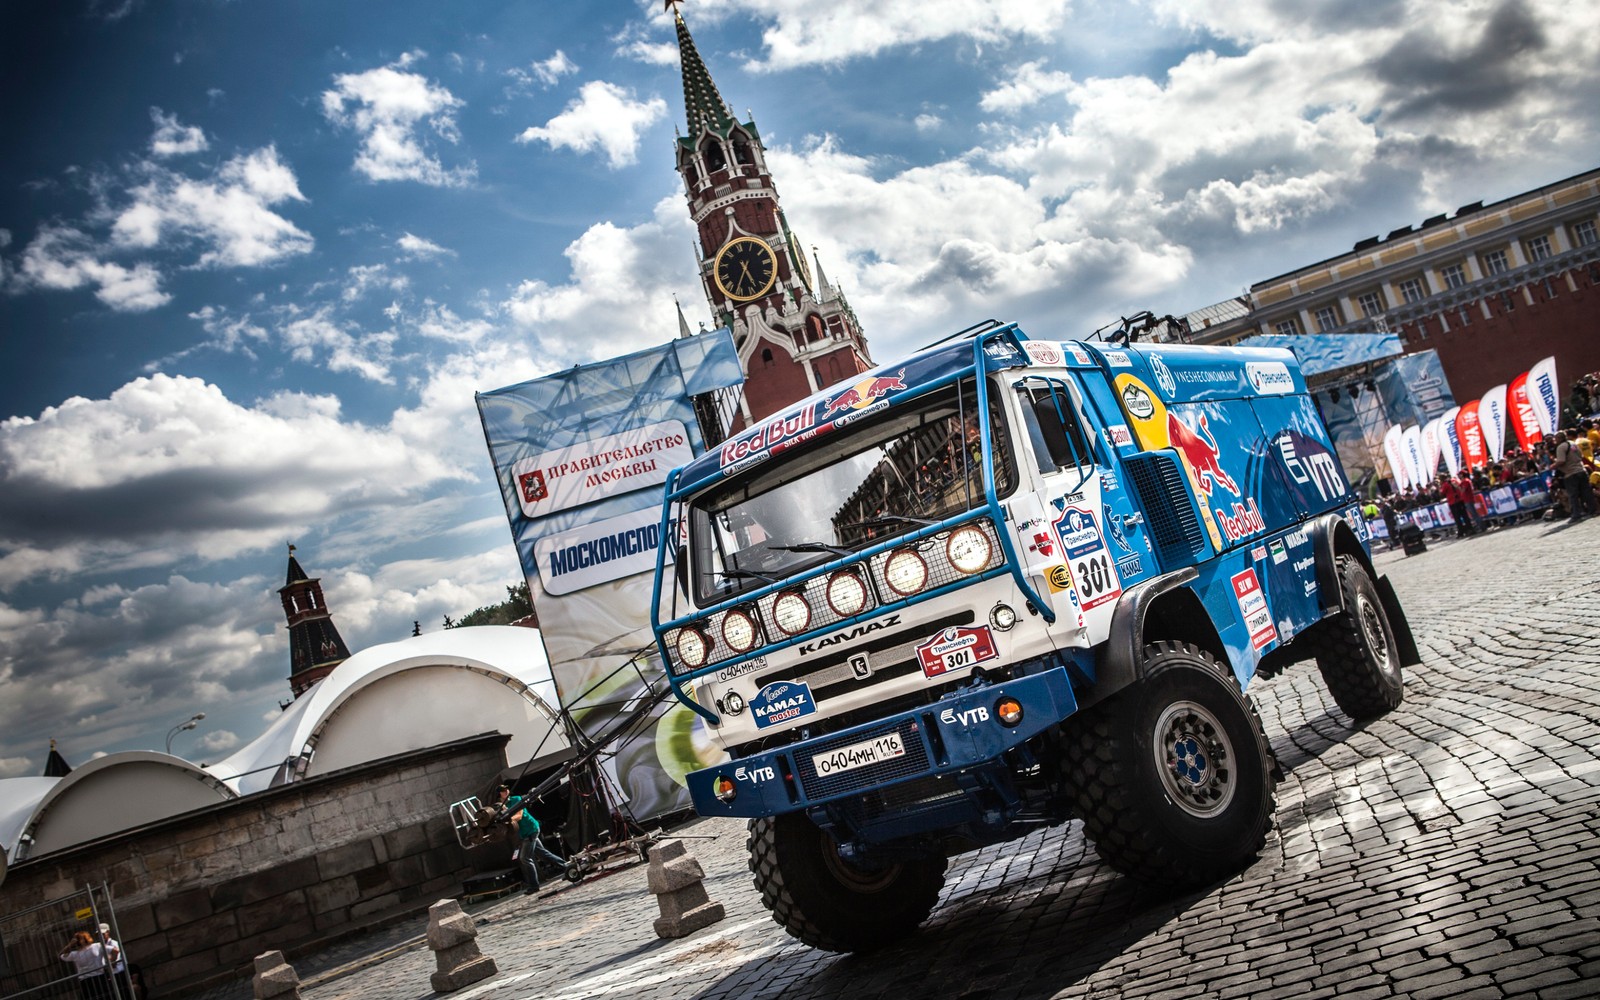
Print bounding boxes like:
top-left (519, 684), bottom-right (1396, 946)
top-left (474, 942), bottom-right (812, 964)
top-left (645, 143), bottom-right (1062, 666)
top-left (280, 545), bottom-right (352, 698)
top-left (43, 738), bottom-right (73, 777)
top-left (669, 2), bottom-right (873, 431)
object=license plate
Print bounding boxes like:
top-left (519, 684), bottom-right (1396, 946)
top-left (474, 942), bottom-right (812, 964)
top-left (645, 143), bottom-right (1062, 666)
top-left (812, 732), bottom-right (907, 777)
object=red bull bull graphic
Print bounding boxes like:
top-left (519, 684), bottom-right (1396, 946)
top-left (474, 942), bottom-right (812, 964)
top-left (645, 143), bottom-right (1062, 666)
top-left (823, 370), bottom-right (907, 418)
top-left (1167, 411), bottom-right (1239, 497)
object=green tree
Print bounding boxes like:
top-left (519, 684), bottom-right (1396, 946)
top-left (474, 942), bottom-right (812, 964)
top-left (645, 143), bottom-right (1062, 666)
top-left (449, 581), bottom-right (535, 628)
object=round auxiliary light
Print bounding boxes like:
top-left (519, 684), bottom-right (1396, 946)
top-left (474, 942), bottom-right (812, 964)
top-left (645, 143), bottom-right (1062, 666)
top-left (990, 603), bottom-right (1017, 632)
top-left (884, 548), bottom-right (930, 597)
top-left (947, 525), bottom-right (993, 574)
top-left (722, 608), bottom-right (758, 653)
top-left (995, 696), bottom-right (1024, 727)
top-left (713, 774), bottom-right (738, 803)
top-left (772, 590), bottom-right (812, 636)
top-left (722, 690), bottom-right (746, 716)
top-left (676, 627), bottom-right (711, 669)
top-left (826, 571), bottom-right (869, 616)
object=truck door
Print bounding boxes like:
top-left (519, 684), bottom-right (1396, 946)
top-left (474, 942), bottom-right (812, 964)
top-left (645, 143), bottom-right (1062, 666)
top-left (1011, 375), bottom-right (1154, 644)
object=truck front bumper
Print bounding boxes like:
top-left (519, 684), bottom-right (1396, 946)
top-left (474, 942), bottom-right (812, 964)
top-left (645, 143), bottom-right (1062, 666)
top-left (686, 667), bottom-right (1078, 819)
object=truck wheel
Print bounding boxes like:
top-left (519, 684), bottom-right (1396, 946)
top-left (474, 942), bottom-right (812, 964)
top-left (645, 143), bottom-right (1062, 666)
top-left (747, 813), bottom-right (947, 953)
top-left (1062, 641), bottom-right (1276, 888)
top-left (1313, 555), bottom-right (1404, 720)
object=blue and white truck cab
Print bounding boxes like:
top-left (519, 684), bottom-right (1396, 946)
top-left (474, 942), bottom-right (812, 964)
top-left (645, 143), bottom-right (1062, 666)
top-left (650, 321), bottom-right (1419, 952)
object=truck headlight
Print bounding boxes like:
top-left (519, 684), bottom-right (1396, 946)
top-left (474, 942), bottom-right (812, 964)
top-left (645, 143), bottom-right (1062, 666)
top-left (722, 608), bottom-right (758, 653)
top-left (995, 696), bottom-right (1024, 726)
top-left (676, 627), bottom-right (711, 669)
top-left (713, 774), bottom-right (737, 803)
top-left (884, 549), bottom-right (929, 597)
top-left (771, 590), bottom-right (812, 635)
top-left (946, 525), bottom-right (992, 574)
top-left (826, 571), bottom-right (868, 616)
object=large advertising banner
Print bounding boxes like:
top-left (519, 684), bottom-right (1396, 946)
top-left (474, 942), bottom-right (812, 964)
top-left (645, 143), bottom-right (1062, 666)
top-left (1383, 423), bottom-right (1409, 491)
top-left (1421, 417), bottom-right (1444, 483)
top-left (477, 331), bottom-right (743, 820)
top-left (1440, 405), bottom-right (1463, 475)
top-left (1401, 424), bottom-right (1427, 488)
top-left (1456, 401), bottom-right (1487, 470)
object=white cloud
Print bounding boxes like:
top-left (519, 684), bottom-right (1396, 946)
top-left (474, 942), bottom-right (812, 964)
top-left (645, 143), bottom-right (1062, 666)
top-left (914, 114), bottom-right (943, 133)
top-left (0, 756), bottom-right (29, 778)
top-left (193, 729), bottom-right (240, 753)
top-left (278, 305), bottom-right (398, 383)
top-left (980, 61), bottom-right (1076, 113)
top-left (342, 262), bottom-right (409, 302)
top-left (0, 374), bottom-right (467, 589)
top-left (397, 232), bottom-right (453, 258)
top-left (531, 50), bottom-right (578, 86)
top-left (149, 107), bottom-right (209, 157)
top-left (14, 227), bottom-right (171, 311)
top-left (734, 0), bottom-right (1075, 70)
top-left (322, 52), bottom-right (477, 187)
top-left (516, 80), bottom-right (666, 169)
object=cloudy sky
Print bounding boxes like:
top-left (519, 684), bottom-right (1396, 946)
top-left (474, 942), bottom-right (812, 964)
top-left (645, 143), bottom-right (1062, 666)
top-left (1, 0), bottom-right (1596, 776)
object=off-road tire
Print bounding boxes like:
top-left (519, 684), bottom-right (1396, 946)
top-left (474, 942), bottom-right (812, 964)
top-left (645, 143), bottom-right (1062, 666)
top-left (1312, 555), bottom-right (1404, 720)
top-left (747, 813), bottom-right (947, 953)
top-left (1061, 641), bottom-right (1277, 888)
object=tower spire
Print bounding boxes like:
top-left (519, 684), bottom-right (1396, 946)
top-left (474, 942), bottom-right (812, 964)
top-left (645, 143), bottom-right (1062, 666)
top-left (672, 4), bottom-right (737, 137)
top-left (279, 545), bottom-right (351, 698)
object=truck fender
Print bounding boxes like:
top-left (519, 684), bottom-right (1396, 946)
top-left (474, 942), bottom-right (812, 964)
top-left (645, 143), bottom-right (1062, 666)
top-left (1376, 573), bottom-right (1423, 667)
top-left (1085, 566), bottom-right (1199, 711)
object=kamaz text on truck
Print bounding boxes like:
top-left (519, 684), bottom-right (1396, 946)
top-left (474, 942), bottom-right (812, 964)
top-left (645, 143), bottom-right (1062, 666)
top-left (650, 321), bottom-right (1419, 952)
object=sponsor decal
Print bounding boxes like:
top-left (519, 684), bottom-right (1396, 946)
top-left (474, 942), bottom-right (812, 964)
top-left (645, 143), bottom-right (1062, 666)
top-left (1245, 361), bottom-right (1295, 394)
top-left (1284, 527), bottom-right (1310, 548)
top-left (1276, 429), bottom-right (1345, 502)
top-left (734, 764), bottom-right (775, 784)
top-left (1120, 383), bottom-right (1156, 420)
top-left (1217, 497), bottom-right (1266, 543)
top-left (1023, 341), bottom-right (1063, 366)
top-left (1100, 469), bottom-right (1119, 493)
top-left (822, 369), bottom-right (908, 419)
top-left (1250, 545), bottom-right (1268, 562)
top-left (797, 615), bottom-right (901, 655)
top-left (1053, 506), bottom-right (1123, 611)
top-left (1068, 345), bottom-right (1093, 364)
top-left (916, 625), bottom-right (999, 678)
top-left (1044, 564), bottom-right (1075, 593)
top-left (939, 705), bottom-right (991, 727)
top-left (1167, 411), bottom-right (1239, 497)
top-left (848, 652), bottom-right (872, 679)
top-left (984, 341), bottom-right (1022, 363)
top-left (750, 680), bottom-right (816, 729)
top-left (1231, 568), bottom-right (1278, 650)
top-left (1149, 353), bottom-right (1178, 396)
top-left (1030, 531), bottom-right (1055, 557)
top-left (1105, 504), bottom-right (1132, 554)
top-left (1115, 554), bottom-right (1144, 577)
top-left (1106, 425), bottom-right (1134, 449)
top-left (714, 655), bottom-right (767, 684)
top-left (1103, 350), bottom-right (1133, 367)
top-left (534, 508), bottom-right (679, 596)
top-left (512, 421), bottom-right (692, 518)
top-left (718, 408), bottom-right (818, 471)
top-left (1269, 539), bottom-right (1288, 564)
top-left (1292, 555), bottom-right (1315, 574)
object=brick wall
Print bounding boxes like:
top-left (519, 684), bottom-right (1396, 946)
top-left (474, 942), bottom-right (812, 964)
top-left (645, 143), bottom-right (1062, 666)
top-left (0, 732), bottom-right (512, 996)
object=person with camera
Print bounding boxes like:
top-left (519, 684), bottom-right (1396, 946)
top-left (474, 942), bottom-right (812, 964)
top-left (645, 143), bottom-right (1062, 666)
top-left (494, 784), bottom-right (567, 894)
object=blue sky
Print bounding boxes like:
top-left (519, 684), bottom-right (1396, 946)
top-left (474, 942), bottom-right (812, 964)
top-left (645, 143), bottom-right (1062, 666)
top-left (2, 0), bottom-right (1596, 775)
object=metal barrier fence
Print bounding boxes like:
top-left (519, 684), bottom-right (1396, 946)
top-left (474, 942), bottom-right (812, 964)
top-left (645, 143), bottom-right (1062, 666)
top-left (0, 883), bottom-right (137, 1000)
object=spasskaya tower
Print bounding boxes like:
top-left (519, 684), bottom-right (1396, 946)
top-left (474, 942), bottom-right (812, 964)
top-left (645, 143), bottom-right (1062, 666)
top-left (669, 3), bottom-right (873, 430)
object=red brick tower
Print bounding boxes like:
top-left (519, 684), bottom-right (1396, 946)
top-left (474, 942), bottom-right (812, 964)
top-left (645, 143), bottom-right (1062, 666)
top-left (670, 5), bottom-right (874, 430)
top-left (280, 545), bottom-right (351, 698)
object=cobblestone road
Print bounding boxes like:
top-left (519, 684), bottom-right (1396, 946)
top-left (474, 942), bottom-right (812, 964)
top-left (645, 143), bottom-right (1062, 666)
top-left (211, 518), bottom-right (1600, 1000)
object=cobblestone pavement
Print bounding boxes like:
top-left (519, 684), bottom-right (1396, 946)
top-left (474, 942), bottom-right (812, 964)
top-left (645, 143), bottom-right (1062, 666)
top-left (203, 518), bottom-right (1600, 1000)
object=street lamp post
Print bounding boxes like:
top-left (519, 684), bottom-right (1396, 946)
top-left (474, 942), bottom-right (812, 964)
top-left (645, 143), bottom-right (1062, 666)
top-left (165, 712), bottom-right (207, 754)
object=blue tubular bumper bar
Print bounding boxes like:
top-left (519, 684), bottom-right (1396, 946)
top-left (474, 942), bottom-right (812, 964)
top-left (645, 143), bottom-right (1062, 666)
top-left (685, 667), bottom-right (1078, 818)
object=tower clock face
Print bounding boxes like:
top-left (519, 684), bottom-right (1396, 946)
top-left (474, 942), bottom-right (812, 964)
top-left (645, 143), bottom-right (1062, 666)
top-left (713, 236), bottom-right (777, 302)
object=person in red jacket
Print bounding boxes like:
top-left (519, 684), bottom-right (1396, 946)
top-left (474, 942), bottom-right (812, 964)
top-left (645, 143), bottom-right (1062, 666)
top-left (1455, 469), bottom-right (1483, 535)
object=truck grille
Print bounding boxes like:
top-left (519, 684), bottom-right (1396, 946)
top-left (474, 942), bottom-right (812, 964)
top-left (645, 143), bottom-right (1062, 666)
top-left (1124, 452), bottom-right (1206, 566)
top-left (795, 717), bottom-right (930, 800)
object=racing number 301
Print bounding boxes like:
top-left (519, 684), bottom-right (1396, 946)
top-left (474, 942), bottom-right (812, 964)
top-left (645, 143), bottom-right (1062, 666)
top-left (1075, 553), bottom-right (1114, 599)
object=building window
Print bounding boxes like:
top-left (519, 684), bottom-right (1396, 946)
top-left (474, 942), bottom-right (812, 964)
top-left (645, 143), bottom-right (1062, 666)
top-left (1524, 235), bottom-right (1552, 262)
top-left (1274, 317), bottom-right (1302, 336)
top-left (761, 347), bottom-right (775, 367)
top-left (1313, 305), bottom-right (1341, 332)
top-left (1440, 263), bottom-right (1467, 289)
top-left (1398, 277), bottom-right (1426, 303)
top-left (1482, 249), bottom-right (1509, 275)
top-left (1357, 290), bottom-right (1386, 317)
top-left (1573, 220), bottom-right (1598, 247)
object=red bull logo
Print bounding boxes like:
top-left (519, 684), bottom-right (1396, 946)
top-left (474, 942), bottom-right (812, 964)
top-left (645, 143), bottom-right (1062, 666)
top-left (1167, 411), bottom-right (1239, 497)
top-left (824, 370), bottom-right (906, 417)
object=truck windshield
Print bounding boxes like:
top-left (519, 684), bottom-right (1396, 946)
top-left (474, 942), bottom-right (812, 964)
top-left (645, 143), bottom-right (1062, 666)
top-left (689, 379), bottom-right (1015, 603)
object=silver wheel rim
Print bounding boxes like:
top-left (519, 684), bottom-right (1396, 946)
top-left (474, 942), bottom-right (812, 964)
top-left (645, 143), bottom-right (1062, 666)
top-left (1153, 699), bottom-right (1237, 817)
top-left (1356, 591), bottom-right (1396, 678)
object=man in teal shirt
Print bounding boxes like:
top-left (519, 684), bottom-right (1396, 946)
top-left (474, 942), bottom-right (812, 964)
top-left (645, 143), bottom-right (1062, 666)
top-left (496, 785), bottom-right (567, 893)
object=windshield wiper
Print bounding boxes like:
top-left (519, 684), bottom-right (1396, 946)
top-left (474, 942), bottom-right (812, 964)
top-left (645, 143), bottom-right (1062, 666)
top-left (718, 568), bottom-right (779, 585)
top-left (767, 541), bottom-right (852, 557)
top-left (839, 514), bottom-right (937, 531)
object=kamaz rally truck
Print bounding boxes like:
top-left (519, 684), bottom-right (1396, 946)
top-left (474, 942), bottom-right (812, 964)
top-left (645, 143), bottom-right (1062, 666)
top-left (650, 321), bottom-right (1419, 952)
